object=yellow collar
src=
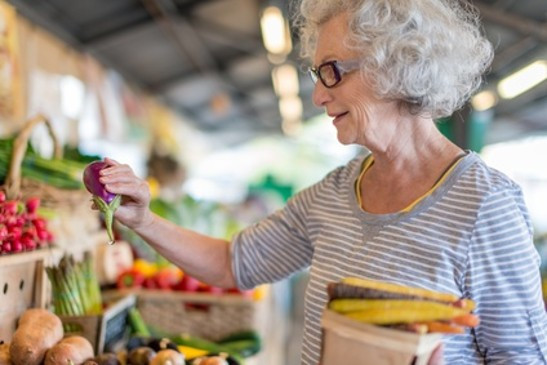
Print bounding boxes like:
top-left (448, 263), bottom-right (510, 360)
top-left (355, 154), bottom-right (465, 213)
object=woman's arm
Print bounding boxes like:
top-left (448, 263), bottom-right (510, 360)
top-left (466, 188), bottom-right (547, 364)
top-left (99, 158), bottom-right (237, 288)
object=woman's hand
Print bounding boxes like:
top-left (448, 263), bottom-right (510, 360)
top-left (99, 158), bottom-right (153, 230)
top-left (411, 343), bottom-right (443, 365)
top-left (428, 344), bottom-right (443, 365)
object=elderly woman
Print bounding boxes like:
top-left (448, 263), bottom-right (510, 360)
top-left (98, 0), bottom-right (547, 363)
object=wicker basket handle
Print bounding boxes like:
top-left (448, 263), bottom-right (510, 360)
top-left (4, 114), bottom-right (63, 199)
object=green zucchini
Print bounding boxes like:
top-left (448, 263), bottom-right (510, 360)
top-left (222, 339), bottom-right (261, 358)
top-left (217, 330), bottom-right (260, 344)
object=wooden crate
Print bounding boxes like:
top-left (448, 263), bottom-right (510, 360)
top-left (59, 294), bottom-right (136, 354)
top-left (320, 310), bottom-right (442, 365)
top-left (0, 249), bottom-right (54, 343)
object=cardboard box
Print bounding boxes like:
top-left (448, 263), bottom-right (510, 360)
top-left (321, 310), bottom-right (442, 365)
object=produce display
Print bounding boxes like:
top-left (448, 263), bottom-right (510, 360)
top-left (327, 277), bottom-right (479, 334)
top-left (1, 306), bottom-right (261, 365)
top-left (114, 259), bottom-right (258, 299)
top-left (117, 332), bottom-right (259, 365)
top-left (44, 336), bottom-right (94, 365)
top-left (83, 161), bottom-right (121, 245)
top-left (8, 308), bottom-right (64, 365)
top-left (0, 140), bottom-right (266, 364)
top-left (46, 253), bottom-right (103, 317)
top-left (0, 192), bottom-right (54, 254)
top-left (0, 138), bottom-right (85, 191)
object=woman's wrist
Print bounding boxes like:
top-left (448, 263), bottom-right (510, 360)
top-left (134, 210), bottom-right (156, 235)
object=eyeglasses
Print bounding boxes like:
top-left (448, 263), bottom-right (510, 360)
top-left (308, 59), bottom-right (361, 88)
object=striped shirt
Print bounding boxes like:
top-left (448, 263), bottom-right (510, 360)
top-left (231, 151), bottom-right (547, 364)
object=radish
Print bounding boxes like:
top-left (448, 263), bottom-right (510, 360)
top-left (25, 197), bottom-right (40, 214)
top-left (83, 161), bottom-right (121, 244)
top-left (2, 242), bottom-right (12, 253)
top-left (4, 201), bottom-right (17, 215)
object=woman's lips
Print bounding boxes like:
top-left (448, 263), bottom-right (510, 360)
top-left (333, 112), bottom-right (349, 124)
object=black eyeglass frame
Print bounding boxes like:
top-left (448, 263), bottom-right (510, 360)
top-left (308, 59), bottom-right (361, 88)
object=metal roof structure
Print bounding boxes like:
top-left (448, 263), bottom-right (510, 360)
top-left (7, 0), bottom-right (547, 146)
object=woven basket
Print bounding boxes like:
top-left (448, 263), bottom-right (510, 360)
top-left (2, 114), bottom-right (101, 249)
top-left (107, 289), bottom-right (269, 341)
top-left (3, 114), bottom-right (88, 206)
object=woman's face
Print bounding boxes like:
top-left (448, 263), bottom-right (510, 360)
top-left (312, 12), bottom-right (399, 146)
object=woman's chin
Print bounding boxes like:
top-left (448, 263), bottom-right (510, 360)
top-left (334, 127), bottom-right (354, 144)
top-left (336, 134), bottom-right (354, 145)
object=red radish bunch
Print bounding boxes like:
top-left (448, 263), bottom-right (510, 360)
top-left (0, 191), bottom-right (54, 255)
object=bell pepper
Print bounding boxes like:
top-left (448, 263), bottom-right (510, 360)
top-left (154, 267), bottom-right (183, 290)
top-left (117, 268), bottom-right (146, 289)
top-left (133, 258), bottom-right (158, 277)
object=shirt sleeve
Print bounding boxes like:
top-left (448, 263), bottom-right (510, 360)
top-left (465, 185), bottom-right (547, 364)
top-left (230, 188), bottom-right (315, 289)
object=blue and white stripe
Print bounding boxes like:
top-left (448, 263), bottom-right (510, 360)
top-left (231, 151), bottom-right (547, 365)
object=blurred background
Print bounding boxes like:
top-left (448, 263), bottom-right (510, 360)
top-left (0, 0), bottom-right (546, 363)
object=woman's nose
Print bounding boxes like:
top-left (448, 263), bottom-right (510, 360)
top-left (312, 81), bottom-right (332, 107)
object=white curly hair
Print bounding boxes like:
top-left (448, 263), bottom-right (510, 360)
top-left (293, 0), bottom-right (494, 118)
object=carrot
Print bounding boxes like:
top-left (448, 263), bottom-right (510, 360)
top-left (451, 313), bottom-right (480, 328)
top-left (344, 305), bottom-right (469, 325)
top-left (423, 321), bottom-right (465, 334)
top-left (451, 298), bottom-right (476, 311)
top-left (341, 277), bottom-right (463, 303)
top-left (332, 299), bottom-right (470, 325)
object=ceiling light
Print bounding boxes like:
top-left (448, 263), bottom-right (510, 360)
top-left (260, 6), bottom-right (292, 55)
top-left (497, 60), bottom-right (547, 99)
top-left (272, 64), bottom-right (299, 97)
top-left (471, 90), bottom-right (497, 111)
top-left (282, 118), bottom-right (302, 136)
top-left (279, 95), bottom-right (302, 121)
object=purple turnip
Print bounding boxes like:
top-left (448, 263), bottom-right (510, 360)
top-left (83, 161), bottom-right (121, 244)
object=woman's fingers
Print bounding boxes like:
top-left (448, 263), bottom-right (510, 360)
top-left (100, 163), bottom-right (132, 177)
top-left (105, 180), bottom-right (150, 203)
top-left (103, 157), bottom-right (120, 166)
top-left (100, 171), bottom-right (138, 185)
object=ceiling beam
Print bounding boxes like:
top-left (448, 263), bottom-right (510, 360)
top-left (140, 0), bottom-right (268, 125)
top-left (172, 0), bottom-right (219, 14)
top-left (475, 1), bottom-right (547, 42)
top-left (192, 15), bottom-right (264, 54)
top-left (140, 0), bottom-right (212, 73)
top-left (490, 36), bottom-right (538, 74)
top-left (148, 47), bottom-right (267, 92)
top-left (80, 10), bottom-right (152, 45)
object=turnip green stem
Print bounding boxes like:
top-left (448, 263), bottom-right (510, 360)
top-left (93, 194), bottom-right (121, 244)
